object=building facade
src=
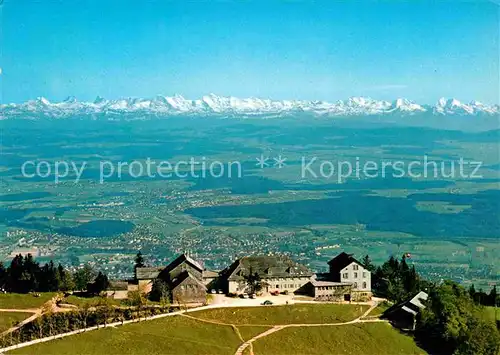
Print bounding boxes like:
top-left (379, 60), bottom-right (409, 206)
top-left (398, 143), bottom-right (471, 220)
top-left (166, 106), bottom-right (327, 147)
top-left (300, 252), bottom-right (372, 301)
top-left (220, 255), bottom-right (312, 295)
top-left (327, 252), bottom-right (372, 301)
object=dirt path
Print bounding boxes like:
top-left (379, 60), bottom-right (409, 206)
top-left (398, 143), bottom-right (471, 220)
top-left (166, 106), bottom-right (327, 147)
top-left (0, 310), bottom-right (42, 337)
top-left (1, 297), bottom-right (385, 355)
top-left (0, 309), bottom-right (38, 313)
top-left (233, 300), bottom-right (384, 355)
top-left (0, 296), bottom-right (61, 337)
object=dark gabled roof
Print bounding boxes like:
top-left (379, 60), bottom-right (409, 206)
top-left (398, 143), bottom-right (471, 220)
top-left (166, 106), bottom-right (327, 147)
top-left (135, 254), bottom-right (203, 280)
top-left (170, 270), bottom-right (207, 290)
top-left (327, 252), bottom-right (363, 272)
top-left (225, 255), bottom-right (312, 281)
top-left (164, 254), bottom-right (203, 274)
top-left (135, 267), bottom-right (164, 280)
top-left (383, 291), bottom-right (428, 317)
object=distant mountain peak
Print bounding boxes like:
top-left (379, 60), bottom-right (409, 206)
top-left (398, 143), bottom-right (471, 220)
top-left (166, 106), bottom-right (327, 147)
top-left (94, 96), bottom-right (107, 104)
top-left (36, 97), bottom-right (51, 105)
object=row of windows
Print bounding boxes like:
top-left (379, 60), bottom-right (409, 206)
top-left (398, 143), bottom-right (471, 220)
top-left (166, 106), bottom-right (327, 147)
top-left (316, 282), bottom-right (367, 290)
top-left (317, 286), bottom-right (345, 291)
top-left (316, 294), bottom-right (347, 299)
top-left (342, 272), bottom-right (367, 279)
top-left (353, 282), bottom-right (367, 289)
top-left (274, 284), bottom-right (301, 289)
top-left (265, 278), bottom-right (307, 282)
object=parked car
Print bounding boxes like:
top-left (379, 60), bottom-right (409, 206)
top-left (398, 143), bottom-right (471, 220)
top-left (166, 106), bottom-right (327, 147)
top-left (218, 290), bottom-right (224, 294)
top-left (250, 293), bottom-right (256, 299)
top-left (262, 300), bottom-right (273, 305)
top-left (211, 289), bottom-right (217, 294)
top-left (270, 290), bottom-right (280, 296)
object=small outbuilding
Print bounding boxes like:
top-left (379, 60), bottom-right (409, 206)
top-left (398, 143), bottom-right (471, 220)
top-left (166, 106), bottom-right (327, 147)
top-left (382, 291), bottom-right (428, 330)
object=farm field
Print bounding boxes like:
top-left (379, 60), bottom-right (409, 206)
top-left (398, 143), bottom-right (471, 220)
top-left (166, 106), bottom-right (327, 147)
top-left (0, 293), bottom-right (56, 310)
top-left (252, 322), bottom-right (425, 355)
top-left (189, 304), bottom-right (369, 325)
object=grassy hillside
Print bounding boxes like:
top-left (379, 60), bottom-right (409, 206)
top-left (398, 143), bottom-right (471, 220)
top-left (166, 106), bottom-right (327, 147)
top-left (481, 306), bottom-right (500, 322)
top-left (9, 316), bottom-right (242, 355)
top-left (367, 301), bottom-right (392, 317)
top-left (236, 325), bottom-right (270, 341)
top-left (0, 312), bottom-right (33, 333)
top-left (252, 323), bottom-right (426, 355)
top-left (63, 295), bottom-right (121, 307)
top-left (190, 304), bottom-right (369, 325)
top-left (6, 305), bottom-right (426, 355)
top-left (0, 293), bottom-right (56, 310)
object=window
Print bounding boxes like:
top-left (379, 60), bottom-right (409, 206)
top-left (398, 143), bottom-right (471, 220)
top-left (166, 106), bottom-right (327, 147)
top-left (363, 282), bottom-right (367, 289)
top-left (363, 272), bottom-right (367, 278)
top-left (276, 285), bottom-right (280, 289)
top-left (353, 264), bottom-right (359, 271)
top-left (354, 272), bottom-right (358, 278)
top-left (342, 273), bottom-right (348, 279)
top-left (354, 282), bottom-right (358, 288)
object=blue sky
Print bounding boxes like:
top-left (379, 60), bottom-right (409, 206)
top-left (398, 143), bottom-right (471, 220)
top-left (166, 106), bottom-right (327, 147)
top-left (1, 0), bottom-right (498, 104)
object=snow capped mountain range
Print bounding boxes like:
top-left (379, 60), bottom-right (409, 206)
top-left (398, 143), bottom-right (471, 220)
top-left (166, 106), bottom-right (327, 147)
top-left (1, 94), bottom-right (498, 119)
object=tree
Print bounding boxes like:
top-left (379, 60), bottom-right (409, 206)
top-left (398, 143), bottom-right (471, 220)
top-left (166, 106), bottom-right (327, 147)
top-left (0, 262), bottom-right (6, 289)
top-left (73, 264), bottom-right (96, 291)
top-left (469, 284), bottom-right (476, 299)
top-left (23, 254), bottom-right (39, 291)
top-left (373, 255), bottom-right (422, 302)
top-left (40, 261), bottom-right (60, 292)
top-left (402, 265), bottom-right (419, 296)
top-left (57, 264), bottom-right (75, 291)
top-left (488, 286), bottom-right (497, 307)
top-left (244, 268), bottom-right (263, 294)
top-left (88, 272), bottom-right (109, 295)
top-left (7, 254), bottom-right (26, 292)
top-left (149, 279), bottom-right (171, 304)
top-left (362, 255), bottom-right (375, 272)
top-left (128, 290), bottom-right (146, 308)
top-left (416, 281), bottom-right (500, 355)
top-left (400, 254), bottom-right (410, 273)
top-left (134, 252), bottom-right (145, 269)
top-left (455, 317), bottom-right (500, 355)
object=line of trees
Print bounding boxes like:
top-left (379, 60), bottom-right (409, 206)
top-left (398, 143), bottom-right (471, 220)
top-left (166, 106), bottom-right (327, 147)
top-left (417, 281), bottom-right (500, 355)
top-left (365, 254), bottom-right (427, 303)
top-left (469, 284), bottom-right (498, 307)
top-left (0, 254), bottom-right (109, 295)
top-left (0, 303), bottom-right (177, 348)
